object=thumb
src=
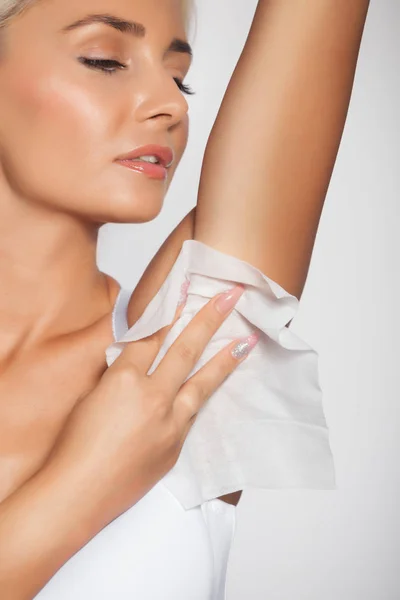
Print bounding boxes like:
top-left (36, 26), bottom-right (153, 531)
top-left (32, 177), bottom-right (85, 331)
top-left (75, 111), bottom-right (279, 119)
top-left (116, 276), bottom-right (189, 374)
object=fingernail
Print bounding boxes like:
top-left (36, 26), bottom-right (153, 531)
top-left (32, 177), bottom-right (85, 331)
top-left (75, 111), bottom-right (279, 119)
top-left (177, 277), bottom-right (190, 306)
top-left (215, 285), bottom-right (245, 315)
top-left (231, 332), bottom-right (260, 360)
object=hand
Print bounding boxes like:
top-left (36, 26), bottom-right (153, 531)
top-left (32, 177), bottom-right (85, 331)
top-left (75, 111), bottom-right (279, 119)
top-left (46, 284), bottom-right (258, 517)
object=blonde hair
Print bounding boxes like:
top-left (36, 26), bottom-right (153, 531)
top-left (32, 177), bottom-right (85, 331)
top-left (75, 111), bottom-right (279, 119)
top-left (0, 1), bottom-right (196, 36)
top-left (0, 1), bottom-right (45, 28)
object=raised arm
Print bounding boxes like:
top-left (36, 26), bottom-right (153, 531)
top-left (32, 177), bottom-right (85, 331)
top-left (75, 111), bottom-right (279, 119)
top-left (194, 0), bottom-right (370, 300)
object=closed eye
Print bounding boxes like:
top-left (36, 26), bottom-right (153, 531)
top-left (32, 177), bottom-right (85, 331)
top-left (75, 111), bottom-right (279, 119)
top-left (78, 57), bottom-right (128, 74)
top-left (78, 57), bottom-right (195, 94)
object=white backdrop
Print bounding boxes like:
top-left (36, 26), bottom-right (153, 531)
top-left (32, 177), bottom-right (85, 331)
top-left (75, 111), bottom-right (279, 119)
top-left (98, 1), bottom-right (400, 598)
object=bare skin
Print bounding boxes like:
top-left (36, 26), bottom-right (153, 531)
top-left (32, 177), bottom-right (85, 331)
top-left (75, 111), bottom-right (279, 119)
top-left (0, 1), bottom-right (371, 589)
top-left (0, 0), bottom-right (192, 503)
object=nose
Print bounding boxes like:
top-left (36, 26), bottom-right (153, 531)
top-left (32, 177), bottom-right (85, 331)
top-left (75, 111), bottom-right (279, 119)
top-left (135, 66), bottom-right (190, 128)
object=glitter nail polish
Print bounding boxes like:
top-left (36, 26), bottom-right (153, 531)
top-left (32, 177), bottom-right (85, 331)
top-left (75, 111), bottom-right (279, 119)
top-left (231, 332), bottom-right (260, 360)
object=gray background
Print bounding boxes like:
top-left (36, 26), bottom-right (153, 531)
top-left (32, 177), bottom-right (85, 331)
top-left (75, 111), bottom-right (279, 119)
top-left (98, 1), bottom-right (399, 598)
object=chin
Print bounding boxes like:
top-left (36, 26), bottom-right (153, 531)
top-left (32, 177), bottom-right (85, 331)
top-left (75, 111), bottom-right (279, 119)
top-left (79, 190), bottom-right (167, 226)
top-left (89, 165), bottom-right (174, 224)
top-left (100, 176), bottom-right (176, 224)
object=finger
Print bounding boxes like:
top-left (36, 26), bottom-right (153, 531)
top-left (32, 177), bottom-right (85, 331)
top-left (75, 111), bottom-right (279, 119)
top-left (116, 279), bottom-right (189, 375)
top-left (175, 332), bottom-right (259, 437)
top-left (150, 285), bottom-right (245, 397)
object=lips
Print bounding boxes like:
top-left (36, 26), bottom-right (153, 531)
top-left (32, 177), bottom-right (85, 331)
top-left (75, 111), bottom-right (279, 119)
top-left (116, 144), bottom-right (174, 169)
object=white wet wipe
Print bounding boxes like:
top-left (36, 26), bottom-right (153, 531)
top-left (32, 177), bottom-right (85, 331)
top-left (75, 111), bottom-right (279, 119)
top-left (106, 240), bottom-right (336, 510)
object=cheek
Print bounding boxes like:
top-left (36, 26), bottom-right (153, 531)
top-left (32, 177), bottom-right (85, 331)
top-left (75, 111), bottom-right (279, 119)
top-left (0, 68), bottom-right (115, 204)
top-left (34, 76), bottom-right (109, 160)
top-left (6, 67), bottom-right (110, 165)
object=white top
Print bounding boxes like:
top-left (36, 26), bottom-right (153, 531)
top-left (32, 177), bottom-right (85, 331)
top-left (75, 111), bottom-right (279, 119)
top-left (34, 285), bottom-right (236, 600)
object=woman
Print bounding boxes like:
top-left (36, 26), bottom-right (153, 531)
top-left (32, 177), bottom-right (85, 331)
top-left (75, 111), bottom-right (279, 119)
top-left (0, 0), bottom-right (370, 599)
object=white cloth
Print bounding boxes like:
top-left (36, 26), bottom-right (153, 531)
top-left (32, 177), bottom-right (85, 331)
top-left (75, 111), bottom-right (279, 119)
top-left (106, 240), bottom-right (336, 510)
top-left (34, 482), bottom-right (235, 600)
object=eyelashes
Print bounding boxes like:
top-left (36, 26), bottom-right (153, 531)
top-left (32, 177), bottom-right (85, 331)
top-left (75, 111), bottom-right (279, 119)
top-left (78, 57), bottom-right (195, 95)
top-left (173, 79), bottom-right (195, 96)
top-left (77, 57), bottom-right (128, 76)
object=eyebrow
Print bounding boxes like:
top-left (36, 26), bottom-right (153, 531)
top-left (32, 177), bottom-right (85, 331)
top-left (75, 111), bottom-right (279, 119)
top-left (60, 13), bottom-right (193, 60)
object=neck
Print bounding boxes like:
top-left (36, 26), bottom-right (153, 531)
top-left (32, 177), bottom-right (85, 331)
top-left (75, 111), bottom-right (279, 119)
top-left (0, 194), bottom-right (119, 355)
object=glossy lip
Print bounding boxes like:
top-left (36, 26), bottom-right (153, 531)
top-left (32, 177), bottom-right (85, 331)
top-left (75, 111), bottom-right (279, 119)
top-left (116, 159), bottom-right (168, 181)
top-left (115, 144), bottom-right (174, 169)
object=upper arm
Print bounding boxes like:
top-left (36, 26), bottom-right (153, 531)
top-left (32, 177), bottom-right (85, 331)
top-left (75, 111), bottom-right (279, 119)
top-left (193, 0), bottom-right (370, 300)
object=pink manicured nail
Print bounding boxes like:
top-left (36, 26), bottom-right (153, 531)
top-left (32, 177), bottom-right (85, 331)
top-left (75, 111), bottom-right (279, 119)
top-left (215, 285), bottom-right (245, 315)
top-left (177, 278), bottom-right (190, 306)
top-left (231, 332), bottom-right (260, 360)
